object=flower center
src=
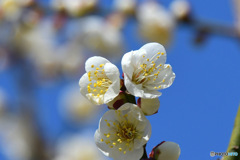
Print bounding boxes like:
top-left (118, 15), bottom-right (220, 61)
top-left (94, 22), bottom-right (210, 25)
top-left (87, 64), bottom-right (112, 97)
top-left (132, 52), bottom-right (166, 89)
top-left (117, 122), bottom-right (137, 142)
top-left (100, 111), bottom-right (142, 155)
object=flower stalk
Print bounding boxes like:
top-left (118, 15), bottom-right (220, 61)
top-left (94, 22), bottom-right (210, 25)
top-left (224, 105), bottom-right (240, 160)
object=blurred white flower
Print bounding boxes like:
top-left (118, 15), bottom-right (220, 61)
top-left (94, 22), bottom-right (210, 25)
top-left (0, 0), bottom-right (32, 21)
top-left (59, 84), bottom-right (98, 123)
top-left (0, 115), bottom-right (33, 160)
top-left (79, 56), bottom-right (120, 105)
top-left (149, 141), bottom-right (181, 160)
top-left (137, 98), bottom-right (160, 116)
top-left (95, 103), bottom-right (151, 160)
top-left (53, 134), bottom-right (106, 160)
top-left (114, 0), bottom-right (136, 15)
top-left (21, 19), bottom-right (84, 78)
top-left (121, 42), bottom-right (175, 99)
top-left (78, 16), bottom-right (123, 56)
top-left (57, 41), bottom-right (84, 76)
top-left (51, 0), bottom-right (97, 16)
top-left (137, 1), bottom-right (175, 45)
top-left (170, 0), bottom-right (190, 20)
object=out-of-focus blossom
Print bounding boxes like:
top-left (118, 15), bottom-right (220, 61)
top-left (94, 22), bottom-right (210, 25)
top-left (0, 115), bottom-right (33, 160)
top-left (57, 42), bottom-right (84, 76)
top-left (137, 98), bottom-right (160, 116)
top-left (20, 19), bottom-right (84, 78)
top-left (137, 1), bottom-right (175, 46)
top-left (0, 0), bottom-right (32, 21)
top-left (79, 56), bottom-right (120, 105)
top-left (59, 84), bottom-right (98, 123)
top-left (51, 0), bottom-right (97, 17)
top-left (53, 134), bottom-right (106, 160)
top-left (170, 0), bottom-right (190, 20)
top-left (149, 141), bottom-right (181, 160)
top-left (77, 16), bottom-right (124, 56)
top-left (95, 103), bottom-right (151, 160)
top-left (121, 42), bottom-right (175, 99)
top-left (113, 0), bottom-right (136, 15)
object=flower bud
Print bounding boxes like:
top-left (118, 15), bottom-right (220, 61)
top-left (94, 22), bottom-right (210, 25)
top-left (149, 141), bottom-right (181, 160)
top-left (137, 98), bottom-right (160, 116)
top-left (107, 91), bottom-right (128, 110)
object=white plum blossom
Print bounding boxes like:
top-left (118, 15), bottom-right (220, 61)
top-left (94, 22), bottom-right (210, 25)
top-left (94, 103), bottom-right (151, 160)
top-left (59, 84), bottom-right (98, 123)
top-left (0, 115), bottom-right (34, 160)
top-left (149, 141), bottom-right (181, 160)
top-left (137, 1), bottom-right (175, 45)
top-left (78, 16), bottom-right (123, 56)
top-left (122, 42), bottom-right (175, 99)
top-left (114, 0), bottom-right (136, 15)
top-left (53, 134), bottom-right (106, 160)
top-left (138, 98), bottom-right (160, 116)
top-left (79, 56), bottom-right (120, 105)
top-left (21, 19), bottom-right (84, 77)
top-left (51, 0), bottom-right (97, 16)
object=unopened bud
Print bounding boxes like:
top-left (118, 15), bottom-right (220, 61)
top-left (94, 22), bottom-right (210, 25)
top-left (107, 92), bottom-right (127, 110)
top-left (137, 98), bottom-right (160, 115)
top-left (149, 141), bottom-right (181, 160)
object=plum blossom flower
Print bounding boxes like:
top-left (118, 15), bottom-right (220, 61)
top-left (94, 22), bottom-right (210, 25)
top-left (149, 141), bottom-right (181, 160)
top-left (121, 42), bottom-right (175, 99)
top-left (114, 0), bottom-right (136, 15)
top-left (51, 0), bottom-right (97, 16)
top-left (94, 103), bottom-right (151, 160)
top-left (78, 16), bottom-right (124, 56)
top-left (53, 133), bottom-right (106, 160)
top-left (137, 1), bottom-right (175, 45)
top-left (59, 84), bottom-right (99, 123)
top-left (79, 56), bottom-right (120, 105)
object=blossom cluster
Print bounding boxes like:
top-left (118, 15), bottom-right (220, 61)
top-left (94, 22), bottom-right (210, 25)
top-left (79, 42), bottom-right (180, 160)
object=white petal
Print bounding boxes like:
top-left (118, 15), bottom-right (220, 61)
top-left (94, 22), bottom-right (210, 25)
top-left (104, 63), bottom-right (120, 81)
top-left (140, 98), bottom-right (160, 115)
top-left (156, 141), bottom-right (181, 160)
top-left (140, 42), bottom-right (167, 65)
top-left (79, 73), bottom-right (90, 98)
top-left (98, 110), bottom-right (116, 133)
top-left (86, 93), bottom-right (104, 105)
top-left (85, 56), bottom-right (110, 72)
top-left (134, 119), bottom-right (151, 149)
top-left (142, 88), bottom-right (162, 98)
top-left (121, 51), bottom-right (135, 79)
top-left (113, 147), bottom-right (144, 160)
top-left (94, 130), bottom-right (110, 156)
top-left (124, 75), bottom-right (162, 98)
top-left (103, 81), bottom-right (120, 104)
top-left (146, 64), bottom-right (175, 90)
top-left (124, 75), bottom-right (144, 97)
top-left (103, 63), bottom-right (120, 103)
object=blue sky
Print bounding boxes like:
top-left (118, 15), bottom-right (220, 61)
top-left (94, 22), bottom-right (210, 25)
top-left (0, 0), bottom-right (240, 160)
